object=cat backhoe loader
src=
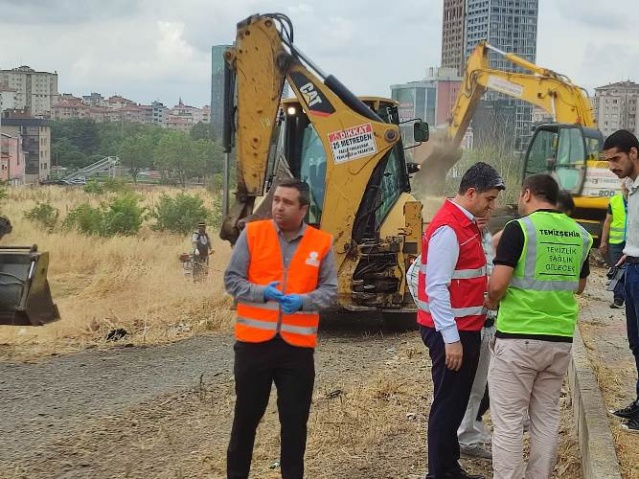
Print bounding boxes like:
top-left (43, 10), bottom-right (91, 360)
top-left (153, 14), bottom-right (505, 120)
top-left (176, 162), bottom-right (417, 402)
top-left (0, 218), bottom-right (60, 326)
top-left (419, 41), bottom-right (616, 241)
top-left (219, 13), bottom-right (428, 326)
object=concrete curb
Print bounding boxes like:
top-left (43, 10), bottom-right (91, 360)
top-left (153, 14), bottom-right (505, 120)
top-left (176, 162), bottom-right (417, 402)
top-left (569, 326), bottom-right (623, 479)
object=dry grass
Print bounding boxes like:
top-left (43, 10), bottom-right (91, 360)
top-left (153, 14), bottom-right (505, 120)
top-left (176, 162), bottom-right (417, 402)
top-left (0, 185), bottom-right (235, 360)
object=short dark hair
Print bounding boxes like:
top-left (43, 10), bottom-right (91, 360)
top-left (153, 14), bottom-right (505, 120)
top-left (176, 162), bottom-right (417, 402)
top-left (556, 189), bottom-right (575, 215)
top-left (521, 174), bottom-right (559, 205)
top-left (458, 162), bottom-right (505, 194)
top-left (603, 129), bottom-right (639, 154)
top-left (276, 178), bottom-right (311, 206)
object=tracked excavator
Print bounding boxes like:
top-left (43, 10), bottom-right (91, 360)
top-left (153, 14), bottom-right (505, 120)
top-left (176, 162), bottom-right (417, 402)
top-left (0, 216), bottom-right (59, 326)
top-left (219, 13), bottom-right (429, 326)
top-left (418, 41), bottom-right (616, 241)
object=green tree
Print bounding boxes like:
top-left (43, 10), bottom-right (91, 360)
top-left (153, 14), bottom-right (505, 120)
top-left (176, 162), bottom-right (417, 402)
top-left (119, 132), bottom-right (154, 182)
top-left (155, 131), bottom-right (204, 187)
top-left (190, 121), bottom-right (216, 141)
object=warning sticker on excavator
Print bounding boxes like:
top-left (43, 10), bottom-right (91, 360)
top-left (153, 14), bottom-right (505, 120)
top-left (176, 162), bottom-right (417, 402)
top-left (487, 75), bottom-right (524, 98)
top-left (328, 124), bottom-right (377, 164)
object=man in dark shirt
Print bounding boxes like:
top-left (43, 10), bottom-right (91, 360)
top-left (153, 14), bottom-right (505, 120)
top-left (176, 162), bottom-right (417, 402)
top-left (486, 174), bottom-right (592, 479)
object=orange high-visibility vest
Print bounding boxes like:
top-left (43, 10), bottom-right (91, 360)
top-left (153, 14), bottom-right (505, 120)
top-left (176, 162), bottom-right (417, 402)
top-left (417, 200), bottom-right (487, 332)
top-left (235, 220), bottom-right (333, 348)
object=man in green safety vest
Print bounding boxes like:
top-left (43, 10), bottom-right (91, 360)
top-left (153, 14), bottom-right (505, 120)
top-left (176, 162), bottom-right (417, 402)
top-left (485, 173), bottom-right (592, 479)
top-left (600, 181), bottom-right (629, 308)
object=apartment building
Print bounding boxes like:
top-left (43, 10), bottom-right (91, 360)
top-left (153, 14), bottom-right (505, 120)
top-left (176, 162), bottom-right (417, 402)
top-left (593, 81), bottom-right (639, 137)
top-left (1, 113), bottom-right (51, 183)
top-left (0, 133), bottom-right (26, 184)
top-left (0, 66), bottom-right (59, 117)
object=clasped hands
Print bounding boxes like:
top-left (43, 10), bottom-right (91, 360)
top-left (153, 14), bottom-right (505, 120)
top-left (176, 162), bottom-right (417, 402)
top-left (264, 281), bottom-right (303, 314)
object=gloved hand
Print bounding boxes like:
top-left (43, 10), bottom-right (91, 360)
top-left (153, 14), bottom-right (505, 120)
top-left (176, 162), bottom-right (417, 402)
top-left (263, 281), bottom-right (284, 302)
top-left (194, 249), bottom-right (200, 256)
top-left (281, 294), bottom-right (303, 314)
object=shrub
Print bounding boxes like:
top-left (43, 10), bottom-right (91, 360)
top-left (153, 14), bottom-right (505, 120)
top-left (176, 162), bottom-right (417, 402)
top-left (102, 193), bottom-right (145, 236)
top-left (63, 194), bottom-right (145, 236)
top-left (151, 193), bottom-right (211, 235)
top-left (63, 204), bottom-right (104, 235)
top-left (83, 179), bottom-right (105, 195)
top-left (24, 202), bottom-right (59, 230)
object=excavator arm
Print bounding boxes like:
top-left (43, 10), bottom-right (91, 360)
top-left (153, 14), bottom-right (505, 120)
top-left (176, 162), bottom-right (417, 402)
top-left (448, 41), bottom-right (596, 147)
top-left (415, 41), bottom-right (597, 196)
top-left (220, 14), bottom-right (401, 262)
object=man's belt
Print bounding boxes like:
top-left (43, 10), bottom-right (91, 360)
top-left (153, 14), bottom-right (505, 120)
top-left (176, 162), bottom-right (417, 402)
top-left (627, 256), bottom-right (639, 264)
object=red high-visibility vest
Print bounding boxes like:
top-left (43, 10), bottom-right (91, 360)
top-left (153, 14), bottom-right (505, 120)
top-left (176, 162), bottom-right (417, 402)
top-left (417, 200), bottom-right (487, 332)
top-left (235, 220), bottom-right (333, 348)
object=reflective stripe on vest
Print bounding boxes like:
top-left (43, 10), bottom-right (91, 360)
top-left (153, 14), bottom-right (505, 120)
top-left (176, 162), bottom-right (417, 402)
top-left (609, 194), bottom-right (627, 244)
top-left (419, 263), bottom-right (487, 279)
top-left (417, 300), bottom-right (485, 317)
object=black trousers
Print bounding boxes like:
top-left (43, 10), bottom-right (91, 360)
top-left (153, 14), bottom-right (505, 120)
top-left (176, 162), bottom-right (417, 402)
top-left (421, 326), bottom-right (481, 477)
top-left (227, 336), bottom-right (315, 479)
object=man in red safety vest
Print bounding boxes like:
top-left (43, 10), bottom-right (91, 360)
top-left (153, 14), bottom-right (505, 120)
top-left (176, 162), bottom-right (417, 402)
top-left (418, 162), bottom-right (505, 479)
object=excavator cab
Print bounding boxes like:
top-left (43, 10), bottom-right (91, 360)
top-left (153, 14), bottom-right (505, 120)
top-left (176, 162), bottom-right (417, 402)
top-left (0, 246), bottom-right (60, 326)
top-left (523, 123), bottom-right (604, 195)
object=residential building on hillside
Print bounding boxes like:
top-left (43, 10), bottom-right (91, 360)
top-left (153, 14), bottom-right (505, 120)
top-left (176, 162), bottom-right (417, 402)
top-left (211, 44), bottom-right (231, 139)
top-left (1, 112), bottom-right (51, 182)
top-left (0, 132), bottom-right (25, 184)
top-left (593, 81), bottom-right (639, 137)
top-left (51, 94), bottom-right (209, 131)
top-left (0, 66), bottom-right (59, 117)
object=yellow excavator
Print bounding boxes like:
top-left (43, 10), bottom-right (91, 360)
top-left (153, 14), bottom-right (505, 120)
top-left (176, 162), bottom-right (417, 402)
top-left (417, 41), bottom-right (617, 241)
top-left (219, 13), bottom-right (428, 326)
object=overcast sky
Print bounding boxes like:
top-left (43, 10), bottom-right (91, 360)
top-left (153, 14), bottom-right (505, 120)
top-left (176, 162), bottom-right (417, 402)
top-left (0, 0), bottom-right (636, 108)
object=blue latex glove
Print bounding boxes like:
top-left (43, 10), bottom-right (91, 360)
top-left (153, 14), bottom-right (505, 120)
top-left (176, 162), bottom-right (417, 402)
top-left (264, 281), bottom-right (284, 302)
top-left (281, 294), bottom-right (303, 314)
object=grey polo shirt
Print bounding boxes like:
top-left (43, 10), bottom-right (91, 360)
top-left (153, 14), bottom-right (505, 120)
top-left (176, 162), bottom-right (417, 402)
top-left (224, 221), bottom-right (338, 311)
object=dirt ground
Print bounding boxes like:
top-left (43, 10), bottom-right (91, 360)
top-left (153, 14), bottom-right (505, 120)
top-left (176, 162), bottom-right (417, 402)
top-left (579, 269), bottom-right (639, 479)
top-left (0, 313), bottom-right (583, 479)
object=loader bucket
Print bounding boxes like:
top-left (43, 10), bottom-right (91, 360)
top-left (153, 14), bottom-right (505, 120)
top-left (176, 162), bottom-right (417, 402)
top-left (0, 246), bottom-right (60, 326)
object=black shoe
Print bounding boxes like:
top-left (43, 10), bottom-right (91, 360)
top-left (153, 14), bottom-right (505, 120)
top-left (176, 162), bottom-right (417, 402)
top-left (441, 470), bottom-right (485, 479)
top-left (610, 398), bottom-right (639, 419)
top-left (621, 415), bottom-right (639, 434)
top-left (610, 298), bottom-right (624, 309)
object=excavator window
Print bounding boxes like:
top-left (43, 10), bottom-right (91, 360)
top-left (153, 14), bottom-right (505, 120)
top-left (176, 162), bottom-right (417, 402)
top-left (299, 124), bottom-right (327, 224)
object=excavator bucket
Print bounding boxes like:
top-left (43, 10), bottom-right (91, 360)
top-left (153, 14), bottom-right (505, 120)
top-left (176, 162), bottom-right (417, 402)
top-left (0, 246), bottom-right (60, 326)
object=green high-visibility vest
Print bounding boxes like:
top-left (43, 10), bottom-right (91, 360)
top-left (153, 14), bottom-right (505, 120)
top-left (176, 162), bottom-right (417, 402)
top-left (497, 211), bottom-right (593, 338)
top-left (609, 194), bottom-right (627, 245)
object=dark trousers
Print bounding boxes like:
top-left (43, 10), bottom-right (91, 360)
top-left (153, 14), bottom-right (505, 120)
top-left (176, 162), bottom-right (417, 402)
top-left (610, 243), bottom-right (626, 302)
top-left (625, 263), bottom-right (639, 398)
top-left (227, 337), bottom-right (315, 479)
top-left (421, 326), bottom-right (481, 477)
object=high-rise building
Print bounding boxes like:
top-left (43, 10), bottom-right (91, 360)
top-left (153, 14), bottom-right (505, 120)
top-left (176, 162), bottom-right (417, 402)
top-left (211, 45), bottom-right (231, 140)
top-left (441, 0), bottom-right (539, 150)
top-left (0, 66), bottom-right (59, 117)
top-left (441, 0), bottom-right (466, 76)
top-left (593, 81), bottom-right (639, 137)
